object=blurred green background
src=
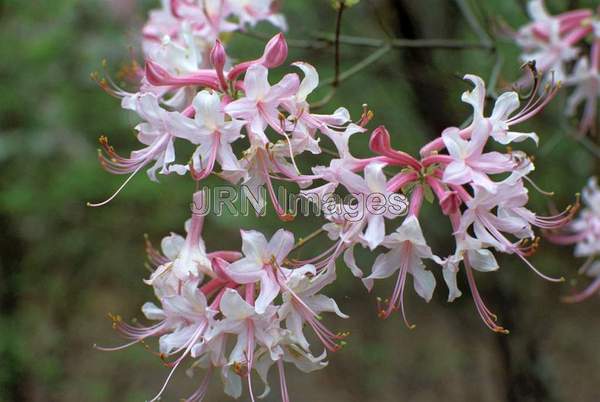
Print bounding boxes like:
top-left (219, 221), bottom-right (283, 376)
top-left (1, 0), bottom-right (600, 401)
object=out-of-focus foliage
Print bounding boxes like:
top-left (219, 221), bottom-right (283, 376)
top-left (1, 0), bottom-right (599, 401)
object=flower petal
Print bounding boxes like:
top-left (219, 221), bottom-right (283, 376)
top-left (220, 288), bottom-right (255, 320)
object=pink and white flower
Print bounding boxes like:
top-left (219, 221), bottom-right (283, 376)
top-left (225, 64), bottom-right (300, 145)
top-left (548, 178), bottom-right (600, 302)
top-left (564, 40), bottom-right (600, 134)
top-left (441, 117), bottom-right (515, 193)
top-left (362, 215), bottom-right (437, 325)
top-left (515, 0), bottom-right (592, 81)
top-left (169, 90), bottom-right (245, 180)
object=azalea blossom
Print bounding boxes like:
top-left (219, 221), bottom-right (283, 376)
top-left (514, 0), bottom-right (592, 81)
top-left (564, 40), bottom-right (600, 134)
top-left (441, 117), bottom-right (515, 193)
top-left (99, 192), bottom-right (347, 402)
top-left (169, 90), bottom-right (245, 180)
top-left (548, 178), bottom-right (600, 302)
top-left (224, 229), bottom-right (293, 314)
top-left (225, 64), bottom-right (300, 145)
top-left (511, 0), bottom-right (599, 134)
top-left (362, 214), bottom-right (437, 326)
top-left (142, 0), bottom-right (286, 62)
top-left (92, 2), bottom-right (582, 400)
top-left (94, 31), bottom-right (368, 223)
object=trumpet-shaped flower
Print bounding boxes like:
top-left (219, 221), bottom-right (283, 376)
top-left (225, 229), bottom-right (294, 314)
top-left (442, 117), bottom-right (515, 193)
top-left (225, 64), bottom-right (300, 145)
top-left (362, 215), bottom-right (437, 325)
top-left (169, 90), bottom-right (245, 179)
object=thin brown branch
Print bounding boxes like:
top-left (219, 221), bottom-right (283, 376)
top-left (240, 31), bottom-right (493, 51)
top-left (333, 1), bottom-right (347, 88)
top-left (313, 32), bottom-right (493, 50)
top-left (320, 44), bottom-right (392, 87)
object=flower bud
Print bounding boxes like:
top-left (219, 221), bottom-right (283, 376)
top-left (210, 40), bottom-right (227, 71)
top-left (145, 60), bottom-right (171, 86)
top-left (211, 40), bottom-right (228, 89)
top-left (227, 33), bottom-right (288, 81)
top-left (440, 191), bottom-right (461, 216)
top-left (145, 59), bottom-right (220, 89)
top-left (261, 32), bottom-right (288, 68)
top-left (369, 126), bottom-right (392, 156)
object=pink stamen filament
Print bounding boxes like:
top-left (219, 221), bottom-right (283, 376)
top-left (476, 212), bottom-right (563, 282)
top-left (464, 258), bottom-right (508, 333)
top-left (277, 360), bottom-right (291, 402)
top-left (184, 368), bottom-right (213, 402)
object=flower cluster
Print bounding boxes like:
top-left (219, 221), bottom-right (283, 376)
top-left (143, 0), bottom-right (286, 69)
top-left (94, 1), bottom-right (577, 401)
top-left (99, 191), bottom-right (346, 401)
top-left (294, 74), bottom-right (574, 333)
top-left (548, 178), bottom-right (600, 303)
top-left (93, 29), bottom-right (367, 213)
top-left (512, 0), bottom-right (600, 134)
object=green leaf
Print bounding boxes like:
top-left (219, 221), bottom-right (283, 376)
top-left (424, 185), bottom-right (435, 204)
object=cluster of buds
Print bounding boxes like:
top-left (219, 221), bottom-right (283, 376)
top-left (512, 0), bottom-right (600, 134)
top-left (548, 178), bottom-right (600, 303)
top-left (93, 1), bottom-right (579, 401)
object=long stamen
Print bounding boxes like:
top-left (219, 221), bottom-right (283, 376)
top-left (149, 321), bottom-right (208, 402)
top-left (87, 166), bottom-right (142, 207)
top-left (185, 368), bottom-right (213, 402)
top-left (95, 313), bottom-right (166, 352)
top-left (145, 234), bottom-right (169, 268)
top-left (87, 165), bottom-right (143, 207)
top-left (259, 150), bottom-right (293, 221)
top-left (464, 259), bottom-right (508, 334)
top-left (277, 360), bottom-right (290, 402)
top-left (90, 60), bottom-right (134, 99)
top-left (93, 338), bottom-right (144, 352)
top-left (378, 243), bottom-right (415, 329)
top-left (523, 176), bottom-right (554, 196)
top-left (508, 80), bottom-right (560, 125)
top-left (478, 213), bottom-right (564, 282)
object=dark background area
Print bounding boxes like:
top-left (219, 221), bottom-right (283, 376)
top-left (1, 0), bottom-right (600, 401)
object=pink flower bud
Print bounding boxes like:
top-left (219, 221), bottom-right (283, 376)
top-left (425, 176), bottom-right (461, 216)
top-left (440, 191), bottom-right (461, 216)
top-left (369, 126), bottom-right (392, 155)
top-left (261, 32), bottom-right (288, 68)
top-left (144, 60), bottom-right (171, 86)
top-left (210, 40), bottom-right (228, 90)
top-left (370, 126), bottom-right (421, 169)
top-left (145, 60), bottom-right (220, 89)
top-left (210, 40), bottom-right (227, 71)
top-left (227, 33), bottom-right (289, 81)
